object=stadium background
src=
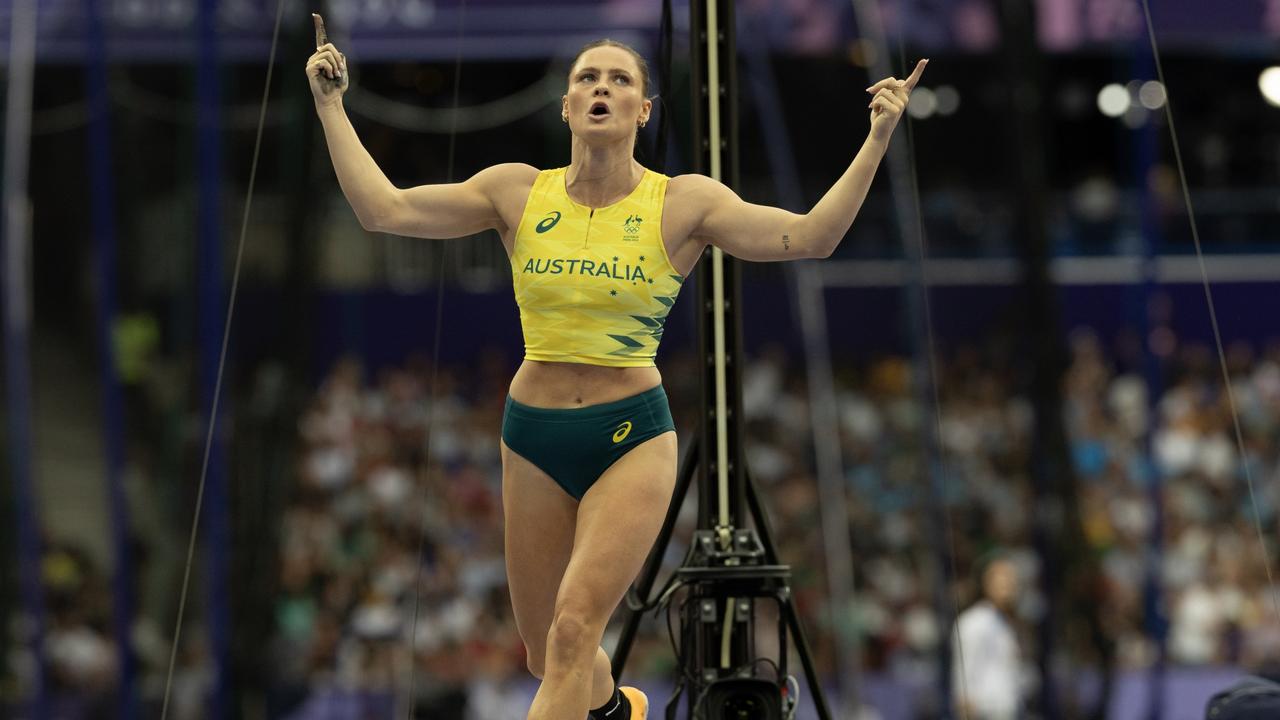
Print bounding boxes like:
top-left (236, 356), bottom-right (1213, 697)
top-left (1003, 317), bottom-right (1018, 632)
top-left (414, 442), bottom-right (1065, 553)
top-left (5, 0), bottom-right (1280, 718)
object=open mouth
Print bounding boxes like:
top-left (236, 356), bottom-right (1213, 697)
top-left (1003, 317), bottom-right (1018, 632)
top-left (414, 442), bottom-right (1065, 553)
top-left (588, 102), bottom-right (611, 119)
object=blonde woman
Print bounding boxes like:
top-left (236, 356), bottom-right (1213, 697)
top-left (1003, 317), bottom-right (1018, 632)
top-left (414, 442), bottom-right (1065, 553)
top-left (307, 16), bottom-right (924, 719)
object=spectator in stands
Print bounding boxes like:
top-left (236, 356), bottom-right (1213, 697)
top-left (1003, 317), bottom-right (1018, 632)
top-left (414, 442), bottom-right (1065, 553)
top-left (953, 551), bottom-right (1025, 720)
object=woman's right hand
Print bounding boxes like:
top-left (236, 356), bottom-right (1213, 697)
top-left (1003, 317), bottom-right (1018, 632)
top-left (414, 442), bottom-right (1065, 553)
top-left (307, 13), bottom-right (348, 108)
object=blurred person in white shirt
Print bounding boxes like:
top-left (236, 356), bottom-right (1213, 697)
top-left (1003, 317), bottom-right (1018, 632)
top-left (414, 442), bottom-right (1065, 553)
top-left (953, 551), bottom-right (1024, 720)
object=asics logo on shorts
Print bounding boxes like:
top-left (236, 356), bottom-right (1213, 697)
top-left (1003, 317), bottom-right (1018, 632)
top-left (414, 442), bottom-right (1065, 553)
top-left (612, 421), bottom-right (633, 443)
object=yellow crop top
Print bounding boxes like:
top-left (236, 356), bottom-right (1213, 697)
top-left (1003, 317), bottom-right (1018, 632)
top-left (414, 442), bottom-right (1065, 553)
top-left (510, 167), bottom-right (684, 367)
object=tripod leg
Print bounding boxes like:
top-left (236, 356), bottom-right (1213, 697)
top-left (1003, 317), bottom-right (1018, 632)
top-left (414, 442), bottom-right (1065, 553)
top-left (781, 596), bottom-right (834, 720)
top-left (749, 468), bottom-right (836, 720)
top-left (611, 435), bottom-right (700, 679)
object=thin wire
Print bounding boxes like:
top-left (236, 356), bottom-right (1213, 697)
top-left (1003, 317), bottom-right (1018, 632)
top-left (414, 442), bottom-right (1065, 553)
top-left (896, 76), bottom-right (973, 720)
top-left (402, 1), bottom-right (467, 715)
top-left (158, 0), bottom-right (286, 717)
top-left (883, 15), bottom-right (972, 717)
top-left (1139, 0), bottom-right (1280, 625)
top-left (845, 0), bottom-right (971, 712)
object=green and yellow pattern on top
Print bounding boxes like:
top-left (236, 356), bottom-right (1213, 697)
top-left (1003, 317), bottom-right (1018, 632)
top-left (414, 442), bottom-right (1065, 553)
top-left (510, 167), bottom-right (684, 367)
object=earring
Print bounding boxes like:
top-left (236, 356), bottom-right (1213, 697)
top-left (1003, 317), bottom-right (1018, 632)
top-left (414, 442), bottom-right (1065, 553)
top-left (639, 120), bottom-right (647, 128)
top-left (562, 114), bottom-right (568, 122)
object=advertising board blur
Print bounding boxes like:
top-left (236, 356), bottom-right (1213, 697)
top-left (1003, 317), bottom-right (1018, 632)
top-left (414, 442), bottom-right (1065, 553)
top-left (6, 0), bottom-right (1279, 62)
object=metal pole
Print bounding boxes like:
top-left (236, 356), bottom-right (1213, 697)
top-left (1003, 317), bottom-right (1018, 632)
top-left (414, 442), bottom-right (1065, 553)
top-left (704, 0), bottom-right (733, 539)
top-left (3, 0), bottom-right (46, 717)
top-left (83, 1), bottom-right (139, 715)
top-left (1132, 48), bottom-right (1168, 720)
top-left (196, 0), bottom-right (232, 715)
top-left (995, 1), bottom-right (1109, 716)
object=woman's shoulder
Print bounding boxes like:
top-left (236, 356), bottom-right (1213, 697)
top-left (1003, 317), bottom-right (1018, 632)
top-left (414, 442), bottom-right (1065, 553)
top-left (665, 172), bottom-right (725, 199)
top-left (470, 163), bottom-right (542, 208)
top-left (474, 162), bottom-right (542, 186)
top-left (663, 173), bottom-right (734, 219)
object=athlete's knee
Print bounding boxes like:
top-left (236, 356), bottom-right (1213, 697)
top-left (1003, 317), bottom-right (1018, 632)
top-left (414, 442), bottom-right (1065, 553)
top-left (544, 601), bottom-right (605, 664)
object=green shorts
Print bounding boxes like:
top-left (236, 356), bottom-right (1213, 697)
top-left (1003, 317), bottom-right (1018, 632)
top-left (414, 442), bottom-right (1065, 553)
top-left (501, 385), bottom-right (676, 500)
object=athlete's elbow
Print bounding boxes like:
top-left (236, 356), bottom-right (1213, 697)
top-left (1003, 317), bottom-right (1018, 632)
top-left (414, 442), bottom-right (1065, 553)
top-left (807, 238), bottom-right (838, 259)
top-left (355, 209), bottom-right (384, 233)
top-left (355, 193), bottom-right (402, 234)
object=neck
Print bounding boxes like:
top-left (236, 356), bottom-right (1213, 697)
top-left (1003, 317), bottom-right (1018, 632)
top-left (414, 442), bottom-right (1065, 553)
top-left (566, 136), bottom-right (641, 207)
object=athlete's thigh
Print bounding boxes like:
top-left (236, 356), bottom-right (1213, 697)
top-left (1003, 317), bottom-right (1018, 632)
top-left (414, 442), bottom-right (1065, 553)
top-left (555, 431), bottom-right (678, 620)
top-left (501, 439), bottom-right (578, 648)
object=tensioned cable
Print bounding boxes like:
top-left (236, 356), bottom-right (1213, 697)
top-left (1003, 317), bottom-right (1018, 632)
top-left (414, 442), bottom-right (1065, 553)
top-left (893, 57), bottom-right (974, 720)
top-left (845, 0), bottom-right (972, 713)
top-left (1139, 0), bottom-right (1280, 627)
top-left (155, 3), bottom-right (471, 715)
top-left (158, 0), bottom-right (286, 717)
top-left (401, 0), bottom-right (467, 716)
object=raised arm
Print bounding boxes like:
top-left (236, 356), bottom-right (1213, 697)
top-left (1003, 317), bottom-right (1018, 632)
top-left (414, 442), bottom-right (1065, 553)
top-left (683, 59), bottom-right (927, 261)
top-left (306, 14), bottom-right (526, 238)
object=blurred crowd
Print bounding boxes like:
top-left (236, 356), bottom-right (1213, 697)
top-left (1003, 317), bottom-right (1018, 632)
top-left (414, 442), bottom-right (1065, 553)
top-left (12, 331), bottom-right (1280, 717)
top-left (263, 332), bottom-right (1280, 715)
top-left (269, 353), bottom-right (525, 719)
top-left (1066, 332), bottom-right (1280, 671)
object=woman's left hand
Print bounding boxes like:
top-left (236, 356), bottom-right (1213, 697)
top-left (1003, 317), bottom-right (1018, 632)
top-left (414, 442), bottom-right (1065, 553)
top-left (867, 59), bottom-right (928, 142)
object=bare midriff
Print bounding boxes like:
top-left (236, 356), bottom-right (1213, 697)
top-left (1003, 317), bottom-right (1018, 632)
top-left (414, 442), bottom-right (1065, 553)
top-left (509, 360), bottom-right (662, 408)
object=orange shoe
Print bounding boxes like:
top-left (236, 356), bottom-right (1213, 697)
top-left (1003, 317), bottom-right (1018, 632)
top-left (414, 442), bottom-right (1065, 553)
top-left (619, 686), bottom-right (648, 719)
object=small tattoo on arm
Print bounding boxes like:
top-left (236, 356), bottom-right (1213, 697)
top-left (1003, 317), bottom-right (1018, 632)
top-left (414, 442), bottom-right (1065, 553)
top-left (782, 235), bottom-right (791, 251)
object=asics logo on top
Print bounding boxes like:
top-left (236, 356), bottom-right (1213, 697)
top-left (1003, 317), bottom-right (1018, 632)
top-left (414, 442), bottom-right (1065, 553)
top-left (536, 211), bottom-right (562, 233)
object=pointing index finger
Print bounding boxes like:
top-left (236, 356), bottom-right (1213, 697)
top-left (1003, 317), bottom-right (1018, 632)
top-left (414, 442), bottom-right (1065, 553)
top-left (903, 58), bottom-right (928, 90)
top-left (313, 13), bottom-right (328, 50)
